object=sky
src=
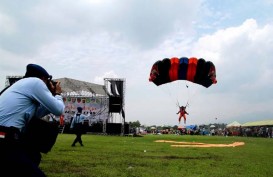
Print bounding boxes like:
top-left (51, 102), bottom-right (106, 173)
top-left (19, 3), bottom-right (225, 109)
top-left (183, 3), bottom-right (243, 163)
top-left (1, 0), bottom-right (273, 126)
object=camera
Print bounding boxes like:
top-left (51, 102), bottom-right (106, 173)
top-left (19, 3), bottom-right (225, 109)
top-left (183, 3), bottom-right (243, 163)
top-left (52, 81), bottom-right (57, 86)
top-left (46, 80), bottom-right (58, 95)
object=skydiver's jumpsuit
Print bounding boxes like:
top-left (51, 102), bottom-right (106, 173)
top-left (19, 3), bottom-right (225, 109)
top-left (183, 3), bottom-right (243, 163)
top-left (177, 107), bottom-right (188, 124)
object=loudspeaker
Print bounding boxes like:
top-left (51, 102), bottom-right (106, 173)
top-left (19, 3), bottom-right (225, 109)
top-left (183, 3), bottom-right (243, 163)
top-left (124, 123), bottom-right (129, 134)
top-left (106, 123), bottom-right (122, 134)
top-left (109, 96), bottom-right (122, 113)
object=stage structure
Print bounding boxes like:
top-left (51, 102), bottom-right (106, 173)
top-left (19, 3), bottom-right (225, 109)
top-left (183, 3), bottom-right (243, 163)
top-left (54, 78), bottom-right (110, 128)
top-left (0, 76), bottom-right (23, 95)
top-left (3, 76), bottom-right (110, 130)
top-left (3, 76), bottom-right (128, 135)
top-left (5, 75), bottom-right (23, 87)
top-left (104, 78), bottom-right (126, 135)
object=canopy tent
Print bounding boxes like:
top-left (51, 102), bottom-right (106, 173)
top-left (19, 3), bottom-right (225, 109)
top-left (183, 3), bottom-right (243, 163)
top-left (241, 120), bottom-right (273, 127)
top-left (209, 124), bottom-right (216, 128)
top-left (226, 121), bottom-right (241, 128)
top-left (178, 125), bottom-right (186, 130)
top-left (186, 125), bottom-right (197, 130)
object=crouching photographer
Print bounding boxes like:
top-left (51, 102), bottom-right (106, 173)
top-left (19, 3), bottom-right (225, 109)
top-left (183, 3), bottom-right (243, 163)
top-left (0, 64), bottom-right (65, 177)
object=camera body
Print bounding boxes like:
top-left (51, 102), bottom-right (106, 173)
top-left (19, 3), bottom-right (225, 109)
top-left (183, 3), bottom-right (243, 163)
top-left (52, 81), bottom-right (57, 86)
top-left (46, 80), bottom-right (58, 95)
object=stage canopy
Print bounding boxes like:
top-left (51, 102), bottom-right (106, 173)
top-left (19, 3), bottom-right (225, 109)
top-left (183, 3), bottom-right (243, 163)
top-left (54, 77), bottom-right (107, 97)
top-left (5, 76), bottom-right (107, 97)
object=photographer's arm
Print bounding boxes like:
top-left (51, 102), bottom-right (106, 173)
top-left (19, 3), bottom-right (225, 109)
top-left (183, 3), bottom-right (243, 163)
top-left (34, 80), bottom-right (65, 117)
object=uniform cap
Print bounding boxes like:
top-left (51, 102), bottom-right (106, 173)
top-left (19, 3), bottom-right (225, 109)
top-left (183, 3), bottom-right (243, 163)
top-left (24, 64), bottom-right (52, 79)
top-left (77, 107), bottom-right (83, 112)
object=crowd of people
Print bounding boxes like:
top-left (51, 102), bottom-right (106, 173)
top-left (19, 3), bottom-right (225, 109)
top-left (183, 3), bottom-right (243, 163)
top-left (206, 126), bottom-right (273, 138)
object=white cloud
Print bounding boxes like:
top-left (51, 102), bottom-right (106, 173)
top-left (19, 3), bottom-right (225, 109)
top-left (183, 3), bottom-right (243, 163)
top-left (1, 1), bottom-right (273, 126)
top-left (0, 13), bottom-right (16, 34)
top-left (94, 71), bottom-right (119, 85)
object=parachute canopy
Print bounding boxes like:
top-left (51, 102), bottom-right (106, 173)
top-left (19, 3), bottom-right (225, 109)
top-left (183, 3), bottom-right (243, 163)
top-left (149, 57), bottom-right (217, 88)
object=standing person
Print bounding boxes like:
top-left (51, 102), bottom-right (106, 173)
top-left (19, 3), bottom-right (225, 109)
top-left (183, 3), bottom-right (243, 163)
top-left (268, 127), bottom-right (272, 138)
top-left (70, 106), bottom-right (86, 147)
top-left (176, 106), bottom-right (189, 124)
top-left (59, 114), bottom-right (64, 126)
top-left (0, 64), bottom-right (65, 177)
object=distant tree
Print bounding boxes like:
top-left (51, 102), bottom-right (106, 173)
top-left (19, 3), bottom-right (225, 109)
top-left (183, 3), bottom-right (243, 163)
top-left (157, 126), bottom-right (163, 130)
top-left (129, 120), bottom-right (141, 128)
top-left (162, 125), bottom-right (172, 130)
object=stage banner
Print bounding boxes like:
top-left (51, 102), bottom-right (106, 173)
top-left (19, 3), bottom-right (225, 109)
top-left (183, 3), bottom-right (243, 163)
top-left (62, 97), bottom-right (108, 125)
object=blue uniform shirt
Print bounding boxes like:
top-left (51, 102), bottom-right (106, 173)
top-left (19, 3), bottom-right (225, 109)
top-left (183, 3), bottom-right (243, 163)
top-left (0, 77), bottom-right (65, 132)
top-left (70, 113), bottom-right (86, 129)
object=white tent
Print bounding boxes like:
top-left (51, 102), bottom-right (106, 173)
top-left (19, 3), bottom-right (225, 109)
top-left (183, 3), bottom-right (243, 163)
top-left (241, 120), bottom-right (273, 127)
top-left (226, 121), bottom-right (241, 128)
top-left (210, 124), bottom-right (216, 128)
top-left (178, 125), bottom-right (186, 130)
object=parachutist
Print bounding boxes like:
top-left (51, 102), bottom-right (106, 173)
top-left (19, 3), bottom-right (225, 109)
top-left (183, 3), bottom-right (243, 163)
top-left (149, 56), bottom-right (217, 124)
top-left (177, 106), bottom-right (189, 124)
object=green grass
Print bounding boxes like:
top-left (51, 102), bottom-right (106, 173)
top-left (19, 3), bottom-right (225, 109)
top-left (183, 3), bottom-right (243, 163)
top-left (40, 134), bottom-right (273, 177)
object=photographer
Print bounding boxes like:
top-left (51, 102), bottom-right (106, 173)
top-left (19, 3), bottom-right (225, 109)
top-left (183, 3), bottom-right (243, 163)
top-left (0, 64), bottom-right (65, 177)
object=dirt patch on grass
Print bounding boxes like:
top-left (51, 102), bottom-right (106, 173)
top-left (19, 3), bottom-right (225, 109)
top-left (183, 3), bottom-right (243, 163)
top-left (155, 140), bottom-right (245, 148)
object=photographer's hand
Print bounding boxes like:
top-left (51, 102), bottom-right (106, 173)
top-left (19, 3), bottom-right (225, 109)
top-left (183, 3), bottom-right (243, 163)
top-left (47, 81), bottom-right (62, 96)
top-left (47, 81), bottom-right (55, 95)
top-left (54, 82), bottom-right (62, 95)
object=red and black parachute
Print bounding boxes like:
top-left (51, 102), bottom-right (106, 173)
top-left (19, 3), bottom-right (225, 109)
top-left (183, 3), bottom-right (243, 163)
top-left (149, 57), bottom-right (217, 88)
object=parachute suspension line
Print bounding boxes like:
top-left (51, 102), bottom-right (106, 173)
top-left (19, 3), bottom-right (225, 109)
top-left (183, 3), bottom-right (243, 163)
top-left (185, 80), bottom-right (189, 88)
top-left (185, 101), bottom-right (189, 108)
top-left (162, 80), bottom-right (191, 109)
top-left (180, 80), bottom-right (190, 108)
top-left (171, 80), bottom-right (184, 108)
top-left (162, 80), bottom-right (195, 109)
top-left (185, 83), bottom-right (199, 108)
top-left (172, 80), bottom-right (188, 108)
top-left (159, 83), bottom-right (180, 107)
top-left (176, 99), bottom-right (180, 108)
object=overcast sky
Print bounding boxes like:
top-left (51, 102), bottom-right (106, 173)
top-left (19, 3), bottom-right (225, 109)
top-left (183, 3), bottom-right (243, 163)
top-left (1, 0), bottom-right (273, 126)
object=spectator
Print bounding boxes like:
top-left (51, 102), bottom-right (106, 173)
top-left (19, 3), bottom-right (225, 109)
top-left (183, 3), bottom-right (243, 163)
top-left (70, 107), bottom-right (86, 147)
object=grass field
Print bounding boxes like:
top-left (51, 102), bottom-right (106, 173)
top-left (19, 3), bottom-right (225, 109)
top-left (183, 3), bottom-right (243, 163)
top-left (40, 134), bottom-right (273, 177)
